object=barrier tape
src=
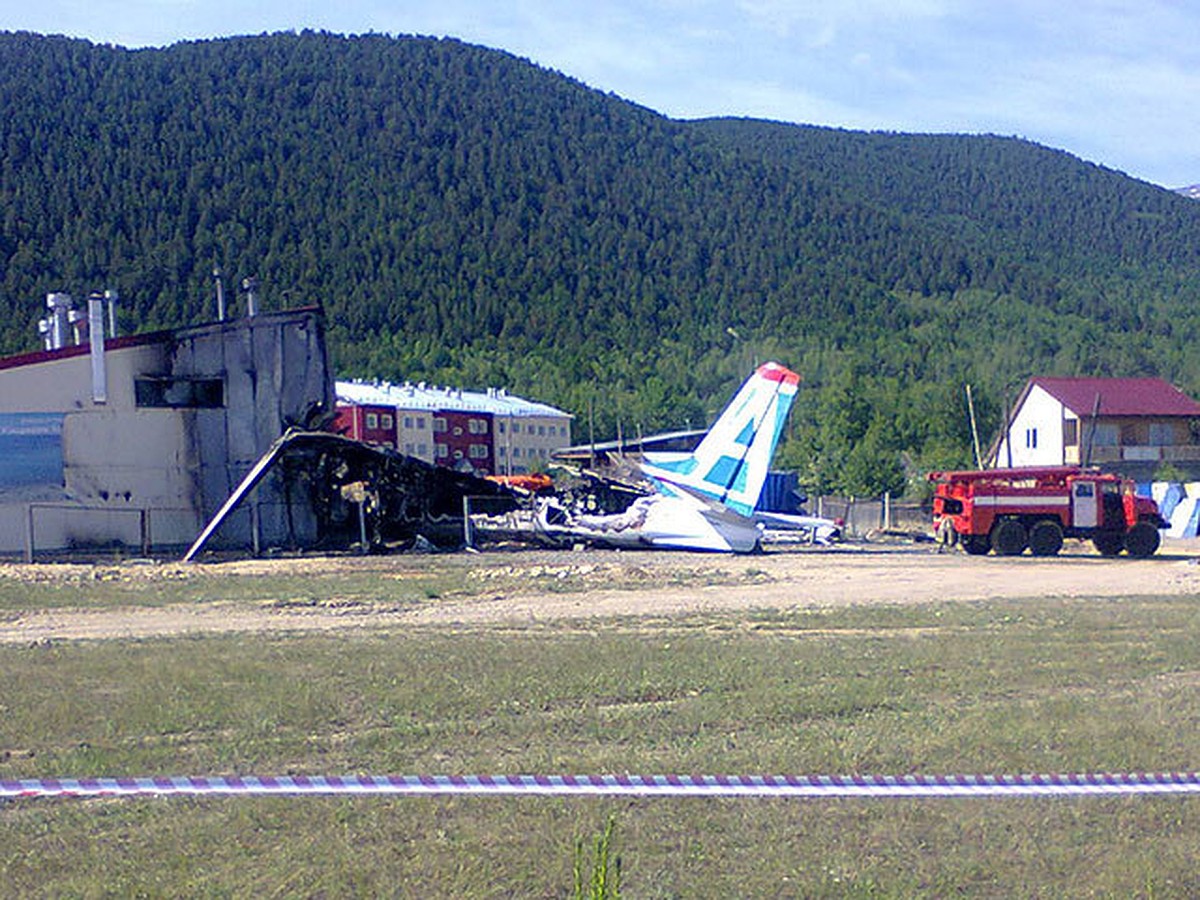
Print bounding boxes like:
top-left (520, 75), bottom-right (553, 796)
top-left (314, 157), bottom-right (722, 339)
top-left (5, 772), bottom-right (1200, 799)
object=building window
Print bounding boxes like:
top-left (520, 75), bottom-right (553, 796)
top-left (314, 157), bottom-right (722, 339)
top-left (513, 447), bottom-right (521, 458)
top-left (366, 413), bottom-right (378, 429)
top-left (417, 417), bottom-right (426, 429)
top-left (134, 377), bottom-right (224, 409)
top-left (1149, 423), bottom-right (1175, 446)
top-left (418, 443), bottom-right (428, 455)
top-left (1025, 428), bottom-right (1037, 449)
top-left (403, 416), bottom-right (413, 429)
top-left (538, 425), bottom-right (546, 436)
top-left (381, 414), bottom-right (393, 430)
top-left (468, 418), bottom-right (488, 435)
top-left (1063, 419), bottom-right (1078, 446)
top-left (436, 443), bottom-right (448, 458)
top-left (469, 444), bottom-right (489, 459)
top-left (498, 422), bottom-right (506, 434)
top-left (511, 423), bottom-right (520, 434)
top-left (433, 417), bottom-right (447, 433)
top-left (405, 443), bottom-right (414, 454)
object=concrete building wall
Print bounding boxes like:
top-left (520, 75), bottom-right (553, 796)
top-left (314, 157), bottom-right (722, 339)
top-left (396, 408), bottom-right (434, 463)
top-left (0, 308), bottom-right (333, 556)
top-left (495, 413), bottom-right (571, 474)
top-left (0, 342), bottom-right (166, 413)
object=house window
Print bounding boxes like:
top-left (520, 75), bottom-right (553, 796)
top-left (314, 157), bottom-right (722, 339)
top-left (1093, 424), bottom-right (1119, 447)
top-left (1025, 428), bottom-right (1037, 449)
top-left (1063, 420), bottom-right (1078, 446)
top-left (1149, 423), bottom-right (1176, 446)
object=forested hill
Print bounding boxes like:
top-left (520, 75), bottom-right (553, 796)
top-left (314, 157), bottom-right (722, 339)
top-left (2, 30), bottom-right (1199, 495)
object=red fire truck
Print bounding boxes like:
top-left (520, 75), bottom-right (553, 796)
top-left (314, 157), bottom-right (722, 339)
top-left (928, 466), bottom-right (1166, 558)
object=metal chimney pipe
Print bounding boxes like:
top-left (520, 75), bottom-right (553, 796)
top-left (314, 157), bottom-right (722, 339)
top-left (242, 276), bottom-right (258, 317)
top-left (213, 267), bottom-right (226, 321)
top-left (45, 293), bottom-right (73, 350)
top-left (104, 289), bottom-right (118, 338)
top-left (88, 292), bottom-right (107, 404)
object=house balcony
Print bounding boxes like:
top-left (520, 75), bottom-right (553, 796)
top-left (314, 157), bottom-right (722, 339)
top-left (1066, 444), bottom-right (1200, 465)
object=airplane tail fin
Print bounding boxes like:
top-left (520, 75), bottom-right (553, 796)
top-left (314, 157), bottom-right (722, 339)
top-left (641, 362), bottom-right (800, 516)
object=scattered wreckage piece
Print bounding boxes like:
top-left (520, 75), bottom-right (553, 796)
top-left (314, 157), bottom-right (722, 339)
top-left (184, 429), bottom-right (517, 561)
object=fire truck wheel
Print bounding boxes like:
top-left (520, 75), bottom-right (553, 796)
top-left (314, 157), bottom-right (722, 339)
top-left (991, 519), bottom-right (1027, 556)
top-left (963, 535), bottom-right (990, 555)
top-left (1028, 520), bottom-right (1064, 556)
top-left (1092, 530), bottom-right (1124, 557)
top-left (1123, 522), bottom-right (1161, 558)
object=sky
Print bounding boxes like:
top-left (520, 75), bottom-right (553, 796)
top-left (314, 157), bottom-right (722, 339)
top-left (4, 0), bottom-right (1198, 188)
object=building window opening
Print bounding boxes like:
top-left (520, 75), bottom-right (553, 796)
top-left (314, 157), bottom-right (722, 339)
top-left (135, 377), bottom-right (224, 409)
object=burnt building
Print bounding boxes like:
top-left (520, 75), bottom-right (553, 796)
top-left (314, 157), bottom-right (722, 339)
top-left (0, 294), bottom-right (333, 556)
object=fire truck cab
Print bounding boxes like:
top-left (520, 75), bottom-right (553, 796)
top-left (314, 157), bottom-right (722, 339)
top-left (928, 466), bottom-right (1166, 558)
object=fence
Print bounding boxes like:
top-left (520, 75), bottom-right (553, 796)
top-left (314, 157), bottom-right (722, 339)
top-left (22, 504), bottom-right (202, 562)
top-left (813, 494), bottom-right (930, 539)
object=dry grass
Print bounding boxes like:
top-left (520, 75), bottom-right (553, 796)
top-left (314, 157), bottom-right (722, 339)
top-left (3, 576), bottom-right (1200, 895)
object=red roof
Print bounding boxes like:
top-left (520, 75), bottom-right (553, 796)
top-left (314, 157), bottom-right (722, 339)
top-left (1031, 377), bottom-right (1200, 417)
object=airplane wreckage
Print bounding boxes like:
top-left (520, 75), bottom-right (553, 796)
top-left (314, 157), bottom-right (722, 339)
top-left (184, 430), bottom-right (519, 560)
top-left (184, 362), bottom-right (838, 560)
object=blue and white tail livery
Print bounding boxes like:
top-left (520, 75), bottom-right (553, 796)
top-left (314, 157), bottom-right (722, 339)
top-left (535, 362), bottom-right (801, 553)
top-left (641, 362), bottom-right (801, 517)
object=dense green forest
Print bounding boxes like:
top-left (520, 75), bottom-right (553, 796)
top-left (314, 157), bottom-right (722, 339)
top-left (2, 30), bottom-right (1199, 496)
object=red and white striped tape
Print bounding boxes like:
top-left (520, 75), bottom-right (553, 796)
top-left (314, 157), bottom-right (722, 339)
top-left (4, 772), bottom-right (1200, 799)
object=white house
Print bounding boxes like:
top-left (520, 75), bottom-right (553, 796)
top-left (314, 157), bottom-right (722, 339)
top-left (990, 377), bottom-right (1200, 477)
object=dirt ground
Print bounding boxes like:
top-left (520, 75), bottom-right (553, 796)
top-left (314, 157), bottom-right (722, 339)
top-left (3, 537), bottom-right (1200, 643)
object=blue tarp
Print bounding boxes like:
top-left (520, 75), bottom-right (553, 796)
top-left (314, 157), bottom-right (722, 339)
top-left (1156, 482), bottom-right (1187, 522)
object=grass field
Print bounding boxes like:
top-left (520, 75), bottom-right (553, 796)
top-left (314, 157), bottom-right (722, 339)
top-left (3, 561), bottom-right (1200, 896)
